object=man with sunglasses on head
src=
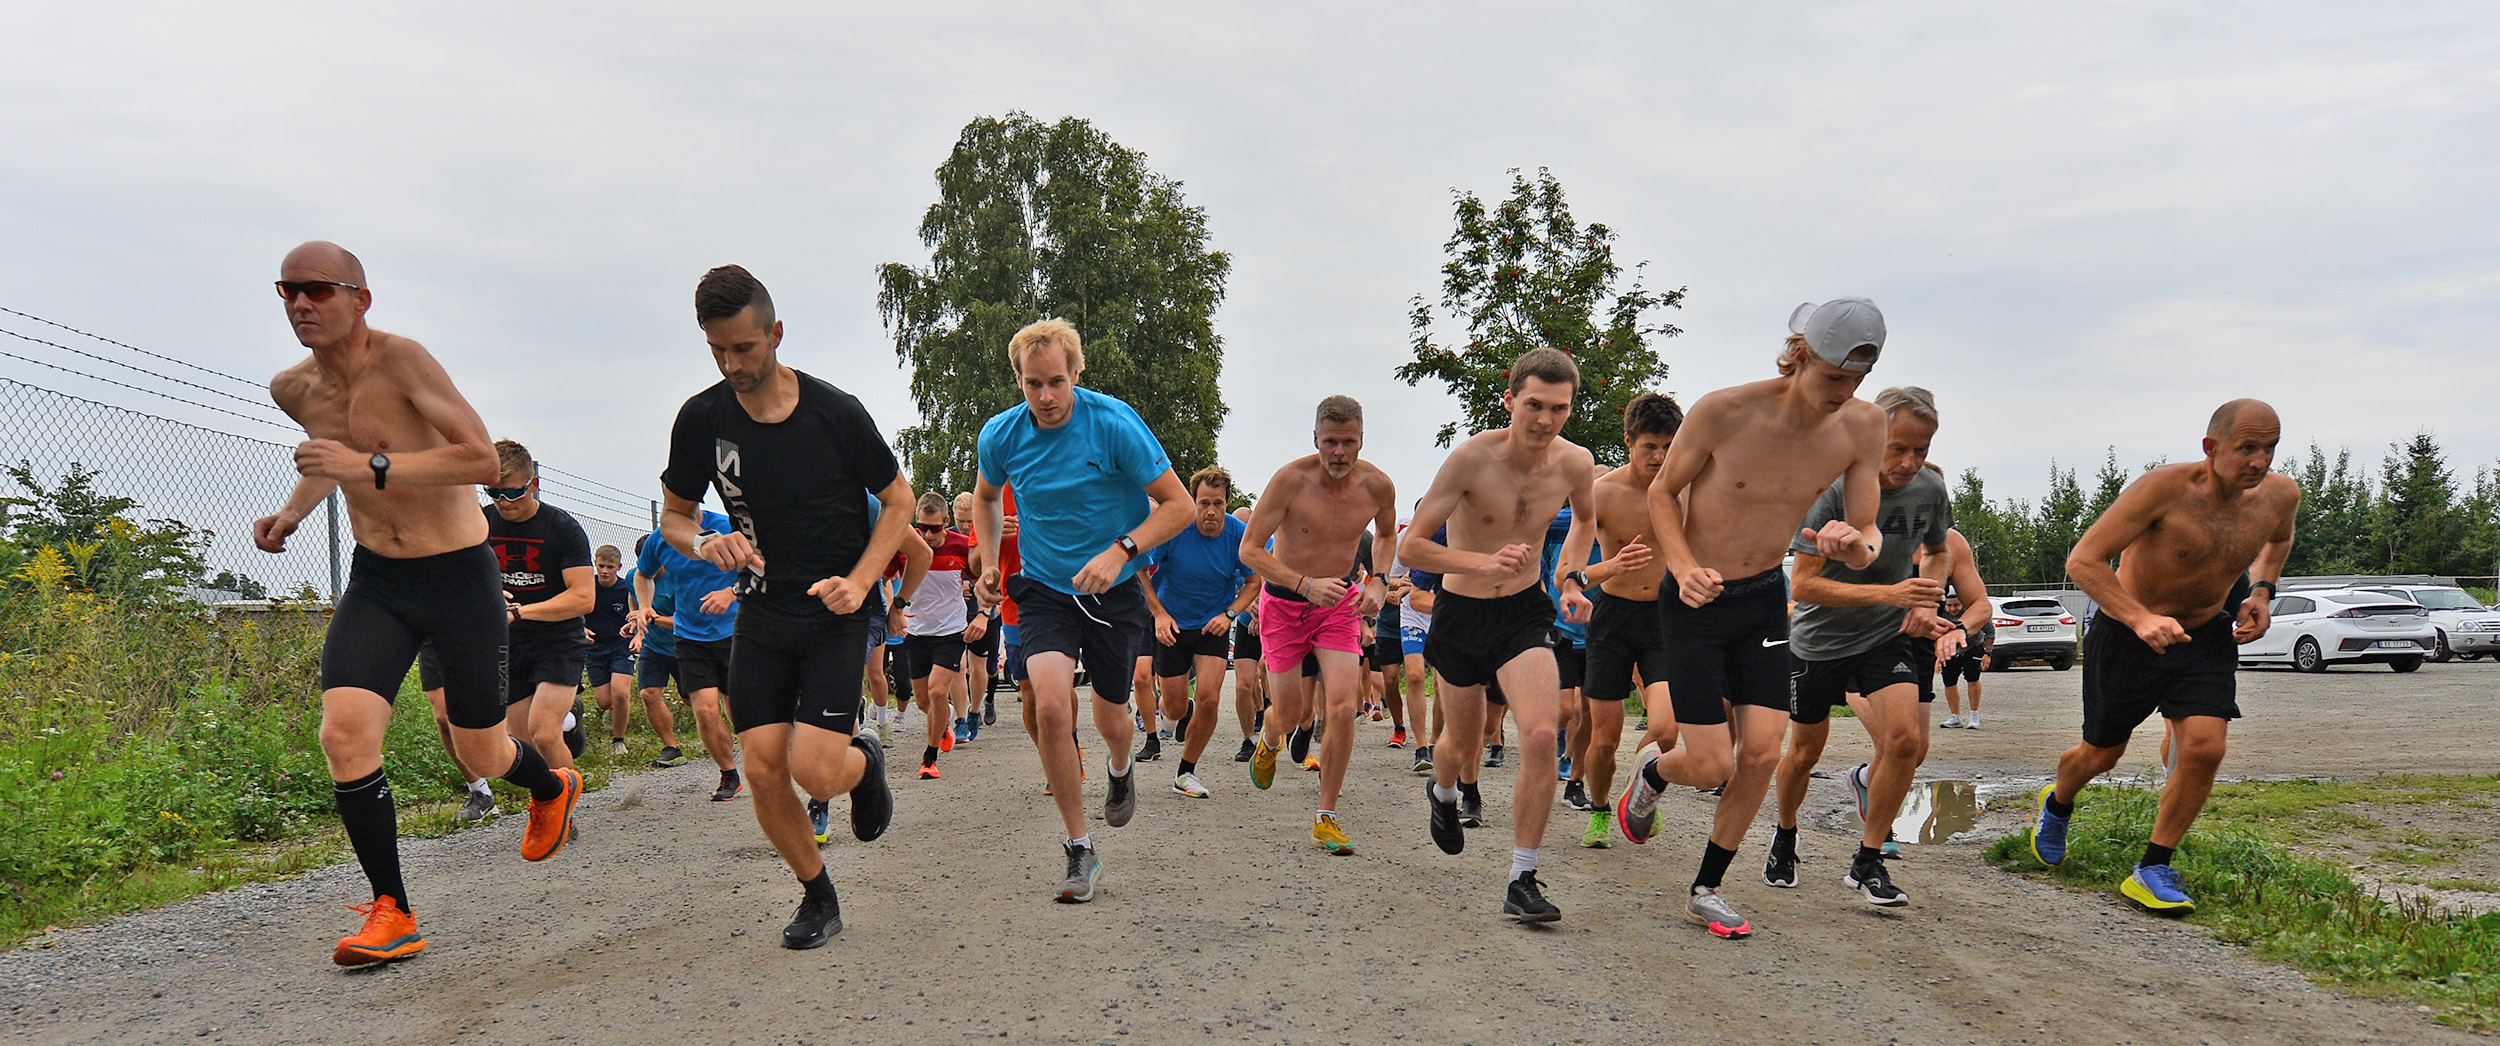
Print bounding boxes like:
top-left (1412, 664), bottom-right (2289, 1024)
top-left (254, 241), bottom-right (581, 967)
top-left (484, 440), bottom-right (596, 772)
top-left (662, 265), bottom-right (913, 949)
top-left (971, 319), bottom-right (1194, 903)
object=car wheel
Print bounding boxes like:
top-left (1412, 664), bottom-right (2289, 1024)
top-left (2390, 655), bottom-right (2424, 673)
top-left (2462, 652), bottom-right (2485, 662)
top-left (2294, 636), bottom-right (2326, 673)
top-left (2051, 654), bottom-right (2075, 671)
top-left (2430, 631), bottom-right (2455, 663)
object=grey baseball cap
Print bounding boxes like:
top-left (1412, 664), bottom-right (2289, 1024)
top-left (1787, 297), bottom-right (1885, 373)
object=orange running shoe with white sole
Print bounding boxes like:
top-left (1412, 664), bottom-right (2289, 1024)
top-left (521, 767), bottom-right (581, 862)
top-left (333, 896), bottom-right (424, 966)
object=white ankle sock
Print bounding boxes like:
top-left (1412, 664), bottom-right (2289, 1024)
top-left (1434, 783), bottom-right (1460, 804)
top-left (1511, 846), bottom-right (1540, 881)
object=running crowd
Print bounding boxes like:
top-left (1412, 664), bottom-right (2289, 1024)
top-left (254, 241), bottom-right (2299, 964)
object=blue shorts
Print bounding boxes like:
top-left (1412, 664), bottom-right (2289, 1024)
top-left (586, 643), bottom-right (636, 687)
top-left (1001, 624), bottom-right (1029, 683)
top-left (1399, 625), bottom-right (1428, 658)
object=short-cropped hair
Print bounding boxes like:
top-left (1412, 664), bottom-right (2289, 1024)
top-left (1874, 386), bottom-right (1939, 425)
top-left (1315, 395), bottom-right (1363, 428)
top-left (915, 492), bottom-right (950, 518)
top-left (1190, 466), bottom-right (1234, 499)
top-left (594, 544), bottom-right (621, 563)
top-left (1509, 347), bottom-right (1580, 395)
top-left (1624, 392), bottom-right (1684, 441)
top-left (493, 439), bottom-right (533, 478)
top-left (695, 265), bottom-right (774, 329)
top-left (1008, 318), bottom-right (1086, 376)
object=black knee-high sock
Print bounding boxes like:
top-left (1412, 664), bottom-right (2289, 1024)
top-left (499, 737), bottom-right (565, 802)
top-left (334, 769), bottom-right (406, 911)
top-left (1695, 841), bottom-right (1739, 891)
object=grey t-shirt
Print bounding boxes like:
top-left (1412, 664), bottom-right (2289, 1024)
top-left (1789, 468), bottom-right (1956, 660)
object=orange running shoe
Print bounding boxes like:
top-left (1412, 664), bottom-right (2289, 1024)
top-left (919, 765), bottom-right (941, 780)
top-left (939, 732), bottom-right (955, 753)
top-left (521, 767), bottom-right (582, 862)
top-left (333, 896), bottom-right (424, 966)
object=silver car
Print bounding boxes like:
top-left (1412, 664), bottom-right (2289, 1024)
top-left (1989, 596), bottom-right (2078, 670)
top-left (2348, 585), bottom-right (2500, 662)
top-left (2239, 589), bottom-right (2436, 672)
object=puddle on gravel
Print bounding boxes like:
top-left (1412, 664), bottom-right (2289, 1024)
top-left (1892, 780), bottom-right (1981, 845)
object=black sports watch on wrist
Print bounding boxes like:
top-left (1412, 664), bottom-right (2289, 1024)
top-left (2250, 580), bottom-right (2277, 596)
top-left (1564, 569), bottom-right (1591, 592)
top-left (1116, 534), bottom-right (1141, 560)
top-left (369, 453), bottom-right (389, 490)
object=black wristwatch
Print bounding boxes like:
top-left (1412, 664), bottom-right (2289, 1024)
top-left (1564, 570), bottom-right (1591, 592)
top-left (1116, 534), bottom-right (1141, 561)
top-left (2250, 580), bottom-right (2277, 597)
top-left (369, 453), bottom-right (389, 490)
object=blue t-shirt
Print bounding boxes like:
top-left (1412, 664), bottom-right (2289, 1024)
top-left (1147, 515), bottom-right (1254, 630)
top-left (976, 387), bottom-right (1171, 595)
top-left (642, 588), bottom-right (678, 658)
top-left (635, 510), bottom-right (740, 643)
top-left (1540, 508), bottom-right (1599, 646)
top-left (1407, 526), bottom-right (1447, 594)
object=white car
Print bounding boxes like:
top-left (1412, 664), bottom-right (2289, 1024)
top-left (1989, 595), bottom-right (2078, 670)
top-left (2239, 589), bottom-right (2436, 672)
top-left (2345, 585), bottom-right (2500, 662)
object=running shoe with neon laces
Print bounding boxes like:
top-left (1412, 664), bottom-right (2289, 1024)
top-left (649, 745), bottom-right (686, 768)
top-left (1504, 871), bottom-right (1560, 923)
top-left (1425, 782), bottom-right (1464, 854)
top-left (1172, 771), bottom-right (1210, 798)
top-left (1234, 737), bottom-right (1256, 763)
top-left (849, 735), bottom-right (892, 841)
top-left (521, 767), bottom-right (582, 862)
top-left (809, 798), bottom-right (832, 843)
top-left (2121, 863), bottom-right (2195, 914)
top-left (711, 770), bottom-right (742, 801)
top-left (1388, 727), bottom-right (1407, 749)
top-left (782, 887), bottom-right (842, 949)
top-left (1687, 886), bottom-right (1752, 939)
top-left (1411, 746), bottom-right (1433, 775)
top-left (1104, 762), bottom-right (1136, 827)
top-left (2030, 784), bottom-right (2069, 867)
top-left (1056, 841), bottom-right (1102, 903)
top-left (1563, 779), bottom-right (1593, 811)
top-left (1312, 814), bottom-right (1356, 855)
top-left (1137, 733), bottom-right (1163, 762)
top-left (1850, 763), bottom-right (1872, 826)
top-left (333, 896), bottom-right (424, 965)
top-left (1250, 740), bottom-right (1278, 789)
top-left (1301, 755), bottom-right (1321, 772)
top-left (1846, 852), bottom-right (1908, 906)
top-left (919, 764), bottom-right (941, 780)
top-left (456, 789), bottom-right (498, 824)
top-left (1764, 843), bottom-right (1799, 888)
top-left (1580, 811), bottom-right (1614, 849)
top-left (1616, 751), bottom-right (1664, 845)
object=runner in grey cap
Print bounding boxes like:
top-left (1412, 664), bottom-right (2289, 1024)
top-left (1788, 297), bottom-right (1886, 373)
top-left (1766, 386), bottom-right (1992, 907)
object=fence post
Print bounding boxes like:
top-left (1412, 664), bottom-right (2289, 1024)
top-left (327, 489), bottom-right (341, 599)
top-left (650, 499), bottom-right (659, 532)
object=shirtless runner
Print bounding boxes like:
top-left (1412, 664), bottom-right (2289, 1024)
top-left (2029, 399), bottom-right (2297, 915)
top-left (1558, 391), bottom-right (1680, 849)
top-left (1240, 396), bottom-right (1398, 854)
top-left (253, 241), bottom-right (581, 966)
top-left (1401, 349), bottom-right (1598, 922)
top-left (1615, 297), bottom-right (1890, 940)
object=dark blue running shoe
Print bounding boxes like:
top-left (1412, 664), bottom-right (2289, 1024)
top-left (2031, 784), bottom-right (2069, 867)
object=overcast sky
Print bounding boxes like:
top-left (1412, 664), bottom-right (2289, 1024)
top-left (5, 2), bottom-right (2497, 528)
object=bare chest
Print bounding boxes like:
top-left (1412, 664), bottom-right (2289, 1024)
top-left (1695, 420), bottom-right (1854, 517)
top-left (1277, 479), bottom-right (1377, 560)
top-left (1457, 462), bottom-right (1572, 544)
top-left (2143, 504), bottom-right (2275, 572)
top-left (296, 374), bottom-right (436, 454)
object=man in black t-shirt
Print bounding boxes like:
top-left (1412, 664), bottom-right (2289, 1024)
top-left (659, 265), bottom-right (919, 950)
top-left (586, 545), bottom-right (638, 757)
top-left (487, 440), bottom-right (595, 771)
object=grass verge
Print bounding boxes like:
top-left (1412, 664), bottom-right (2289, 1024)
top-left (1989, 777), bottom-right (2500, 1029)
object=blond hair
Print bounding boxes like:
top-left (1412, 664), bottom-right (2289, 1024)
top-left (594, 544), bottom-right (621, 564)
top-left (493, 439), bottom-right (533, 478)
top-left (1007, 318), bottom-right (1086, 377)
top-left (1189, 466), bottom-right (1235, 499)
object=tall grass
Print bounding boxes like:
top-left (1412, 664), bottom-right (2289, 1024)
top-left (1990, 782), bottom-right (2500, 1029)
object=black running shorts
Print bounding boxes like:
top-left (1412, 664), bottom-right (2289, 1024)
top-left (2081, 611), bottom-right (2238, 749)
top-left (636, 650), bottom-right (678, 690)
top-left (726, 601), bottom-right (871, 734)
top-left (1156, 625), bottom-right (1231, 678)
top-left (506, 633), bottom-right (586, 703)
top-left (1554, 638), bottom-right (1585, 692)
top-left (901, 631), bottom-right (967, 680)
top-left (1583, 591), bottom-right (1669, 702)
top-left (1656, 567), bottom-right (1792, 727)
top-left (1789, 635), bottom-right (1927, 725)
top-left (1232, 616), bottom-right (1262, 662)
top-left (1008, 575), bottom-right (1150, 706)
top-left (1942, 643), bottom-right (1986, 686)
top-left (1425, 586), bottom-right (1555, 689)
top-left (676, 636), bottom-right (732, 695)
top-left (416, 641), bottom-right (445, 693)
top-left (321, 544), bottom-right (508, 730)
top-left (965, 615), bottom-right (1000, 658)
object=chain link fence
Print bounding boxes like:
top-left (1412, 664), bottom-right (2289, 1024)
top-left (1, 377), bottom-right (654, 602)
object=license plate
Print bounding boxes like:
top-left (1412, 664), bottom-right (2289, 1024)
top-left (2027, 624), bottom-right (2056, 633)
top-left (2373, 640), bottom-right (2415, 649)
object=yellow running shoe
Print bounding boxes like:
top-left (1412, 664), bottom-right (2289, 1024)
top-left (1251, 740), bottom-right (1277, 790)
top-left (1312, 814), bottom-right (1355, 855)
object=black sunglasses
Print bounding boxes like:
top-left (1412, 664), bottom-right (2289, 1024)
top-left (486, 485), bottom-right (532, 502)
top-left (911, 522), bottom-right (948, 533)
top-left (275, 279), bottom-right (363, 302)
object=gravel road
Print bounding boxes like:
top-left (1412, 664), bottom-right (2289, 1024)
top-left (4, 661), bottom-right (2490, 1045)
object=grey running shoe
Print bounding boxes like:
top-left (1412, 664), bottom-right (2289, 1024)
top-left (711, 771), bottom-right (742, 802)
top-left (1056, 842), bottom-right (1102, 903)
top-left (649, 746), bottom-right (685, 768)
top-left (1483, 745), bottom-right (1505, 768)
top-left (1458, 791), bottom-right (1483, 829)
top-left (1616, 751), bottom-right (1663, 844)
top-left (456, 789), bottom-right (498, 824)
top-left (1104, 762), bottom-right (1136, 828)
top-left (1411, 745), bottom-right (1434, 775)
top-left (1686, 887), bottom-right (1753, 939)
top-left (609, 738), bottom-right (628, 758)
top-left (983, 697), bottom-right (997, 725)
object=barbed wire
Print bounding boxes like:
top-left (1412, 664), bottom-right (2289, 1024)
top-left (0, 324), bottom-right (290, 417)
top-left (0, 336), bottom-right (302, 435)
top-left (0, 305), bottom-right (267, 391)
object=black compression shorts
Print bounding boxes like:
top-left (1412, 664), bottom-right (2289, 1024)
top-left (1008, 575), bottom-right (1150, 706)
top-left (676, 636), bottom-right (732, 695)
top-left (1425, 586), bottom-right (1555, 689)
top-left (2082, 611), bottom-right (2239, 748)
top-left (1232, 617), bottom-right (1263, 662)
top-left (1657, 567), bottom-right (1792, 727)
top-left (1583, 591), bottom-right (1668, 702)
top-left (901, 631), bottom-right (967, 680)
top-left (726, 601), bottom-right (871, 734)
top-left (965, 615), bottom-right (999, 657)
top-left (1789, 635), bottom-right (1928, 725)
top-left (1156, 626), bottom-right (1231, 677)
top-left (322, 544), bottom-right (508, 730)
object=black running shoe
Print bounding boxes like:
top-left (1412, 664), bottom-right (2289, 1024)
top-left (1764, 845), bottom-right (1799, 889)
top-left (1104, 762), bottom-right (1136, 828)
top-left (1846, 854), bottom-right (1909, 907)
top-left (1426, 781), bottom-right (1464, 855)
top-left (648, 745), bottom-right (685, 768)
top-left (1504, 871), bottom-right (1560, 923)
top-left (1287, 727), bottom-right (1312, 766)
top-left (1459, 791), bottom-right (1484, 829)
top-left (782, 888), bottom-right (843, 949)
top-left (1483, 745), bottom-right (1505, 768)
top-left (849, 734), bottom-right (892, 842)
top-left (1234, 737), bottom-right (1256, 763)
top-left (1137, 734), bottom-right (1163, 763)
top-left (711, 771), bottom-right (742, 801)
top-left (1562, 779), bottom-right (1593, 811)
